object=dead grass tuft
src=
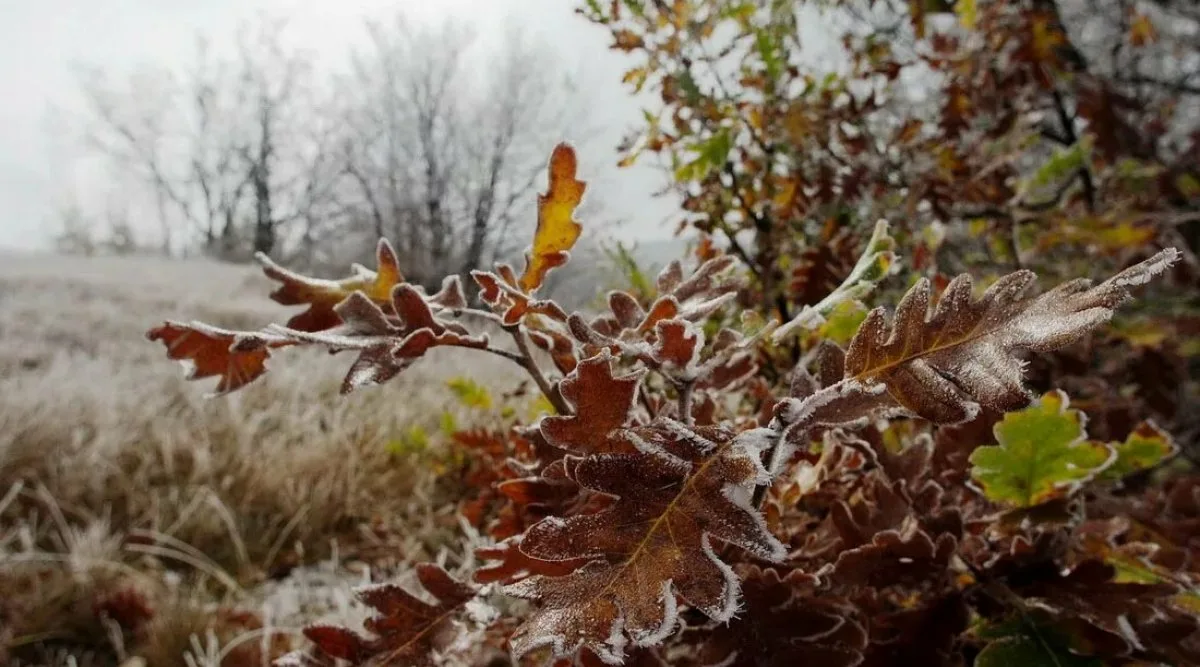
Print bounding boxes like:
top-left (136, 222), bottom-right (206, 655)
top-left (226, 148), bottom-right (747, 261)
top-left (0, 253), bottom-right (522, 664)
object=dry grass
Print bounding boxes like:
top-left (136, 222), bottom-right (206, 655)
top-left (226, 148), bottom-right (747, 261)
top-left (0, 252), bottom-right (526, 665)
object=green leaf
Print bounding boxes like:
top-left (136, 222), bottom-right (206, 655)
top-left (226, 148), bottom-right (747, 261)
top-left (387, 424), bottom-right (430, 457)
top-left (439, 410), bottom-right (459, 435)
top-left (677, 69), bottom-right (702, 105)
top-left (677, 129), bottom-right (734, 182)
top-left (1176, 172), bottom-right (1200, 199)
top-left (1095, 421), bottom-right (1177, 482)
top-left (817, 300), bottom-right (868, 347)
top-left (772, 219), bottom-right (896, 340)
top-left (1020, 137), bottom-right (1092, 199)
top-left (753, 28), bottom-right (784, 81)
top-left (969, 390), bottom-right (1115, 507)
top-left (446, 377), bottom-right (493, 410)
top-left (975, 616), bottom-right (1103, 667)
top-left (954, 0), bottom-right (977, 29)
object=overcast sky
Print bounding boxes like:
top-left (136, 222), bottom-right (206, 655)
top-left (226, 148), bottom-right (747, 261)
top-left (0, 0), bottom-right (693, 253)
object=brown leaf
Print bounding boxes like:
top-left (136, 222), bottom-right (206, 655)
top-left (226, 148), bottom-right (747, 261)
top-left (700, 566), bottom-right (867, 667)
top-left (266, 290), bottom-right (488, 393)
top-left (1012, 559), bottom-right (1200, 663)
top-left (540, 351), bottom-right (646, 454)
top-left (842, 249), bottom-right (1180, 423)
top-left (474, 536), bottom-right (591, 586)
top-left (651, 319), bottom-right (704, 371)
top-left (293, 564), bottom-right (474, 667)
top-left (259, 238), bottom-right (404, 333)
top-left (506, 422), bottom-right (785, 664)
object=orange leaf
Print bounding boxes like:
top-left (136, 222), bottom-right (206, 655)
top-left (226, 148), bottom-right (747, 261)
top-left (146, 322), bottom-right (290, 395)
top-left (611, 29), bottom-right (645, 51)
top-left (1129, 12), bottom-right (1157, 47)
top-left (519, 143), bottom-right (587, 292)
top-left (259, 238), bottom-right (404, 332)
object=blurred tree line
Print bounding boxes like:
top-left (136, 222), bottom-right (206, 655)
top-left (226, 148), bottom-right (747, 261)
top-left (54, 12), bottom-right (606, 295)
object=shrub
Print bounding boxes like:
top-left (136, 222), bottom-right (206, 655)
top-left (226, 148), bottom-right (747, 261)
top-left (145, 142), bottom-right (1198, 666)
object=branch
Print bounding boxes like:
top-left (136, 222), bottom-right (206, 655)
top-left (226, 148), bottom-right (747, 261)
top-left (1050, 89), bottom-right (1097, 212)
top-left (1117, 74), bottom-right (1200, 96)
top-left (678, 380), bottom-right (695, 426)
top-left (507, 324), bottom-right (571, 416)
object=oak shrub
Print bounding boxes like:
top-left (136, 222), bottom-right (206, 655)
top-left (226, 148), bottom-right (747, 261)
top-left (145, 140), bottom-right (1200, 666)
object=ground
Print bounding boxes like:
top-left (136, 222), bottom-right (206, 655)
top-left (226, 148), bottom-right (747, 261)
top-left (0, 251), bottom-right (523, 666)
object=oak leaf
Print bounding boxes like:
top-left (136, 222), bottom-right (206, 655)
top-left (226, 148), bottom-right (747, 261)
top-left (263, 288), bottom-right (489, 394)
top-left (540, 351), bottom-right (646, 455)
top-left (1095, 420), bottom-right (1177, 482)
top-left (505, 423), bottom-right (786, 664)
top-left (1010, 559), bottom-right (1199, 663)
top-left (699, 566), bottom-right (867, 667)
top-left (975, 614), bottom-right (1103, 667)
top-left (145, 321), bottom-right (291, 395)
top-left (285, 564), bottom-right (475, 667)
top-left (969, 390), bottom-right (1114, 507)
top-left (259, 238), bottom-right (404, 333)
top-left (520, 142), bottom-right (587, 292)
top-left (842, 249), bottom-right (1180, 424)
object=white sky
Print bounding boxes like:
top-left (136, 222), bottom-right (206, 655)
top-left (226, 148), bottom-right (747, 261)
top-left (0, 0), bottom-right (686, 252)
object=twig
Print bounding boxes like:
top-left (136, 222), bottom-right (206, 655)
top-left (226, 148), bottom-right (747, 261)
top-left (507, 324), bottom-right (572, 416)
top-left (485, 346), bottom-right (526, 365)
top-left (1049, 88), bottom-right (1097, 212)
top-left (678, 380), bottom-right (695, 425)
top-left (447, 306), bottom-right (505, 325)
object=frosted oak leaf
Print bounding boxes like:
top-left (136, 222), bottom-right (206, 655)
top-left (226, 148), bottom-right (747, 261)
top-left (503, 422), bottom-right (786, 664)
top-left (841, 249), bottom-right (1180, 424)
top-left (282, 564), bottom-right (475, 667)
top-left (258, 238), bottom-right (404, 333)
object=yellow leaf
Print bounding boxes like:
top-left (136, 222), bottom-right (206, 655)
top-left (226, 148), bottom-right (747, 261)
top-left (955, 0), bottom-right (977, 29)
top-left (1031, 15), bottom-right (1065, 63)
top-left (621, 67), bottom-right (650, 92)
top-left (519, 143), bottom-right (587, 292)
top-left (1130, 13), bottom-right (1157, 46)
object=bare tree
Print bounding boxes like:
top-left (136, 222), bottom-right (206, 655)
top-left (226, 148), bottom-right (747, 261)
top-left (334, 15), bottom-right (593, 288)
top-left (67, 11), bottom-right (595, 272)
top-left (71, 15), bottom-right (341, 261)
top-left (75, 64), bottom-right (187, 255)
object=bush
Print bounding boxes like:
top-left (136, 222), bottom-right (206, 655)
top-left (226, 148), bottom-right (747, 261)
top-left (141, 142), bottom-right (1198, 666)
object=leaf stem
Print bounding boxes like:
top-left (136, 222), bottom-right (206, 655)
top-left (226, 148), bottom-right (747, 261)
top-left (507, 324), bottom-right (572, 415)
top-left (678, 380), bottom-right (695, 425)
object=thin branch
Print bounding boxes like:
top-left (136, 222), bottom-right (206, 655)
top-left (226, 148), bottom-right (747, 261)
top-left (507, 324), bottom-right (571, 416)
top-left (1116, 73), bottom-right (1200, 96)
top-left (1049, 88), bottom-right (1097, 212)
top-left (484, 346), bottom-right (525, 365)
top-left (678, 380), bottom-right (695, 425)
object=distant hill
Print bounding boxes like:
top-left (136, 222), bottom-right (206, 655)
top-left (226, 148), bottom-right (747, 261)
top-left (0, 232), bottom-right (700, 314)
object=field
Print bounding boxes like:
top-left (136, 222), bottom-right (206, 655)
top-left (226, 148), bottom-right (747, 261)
top-left (0, 252), bottom-right (523, 666)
